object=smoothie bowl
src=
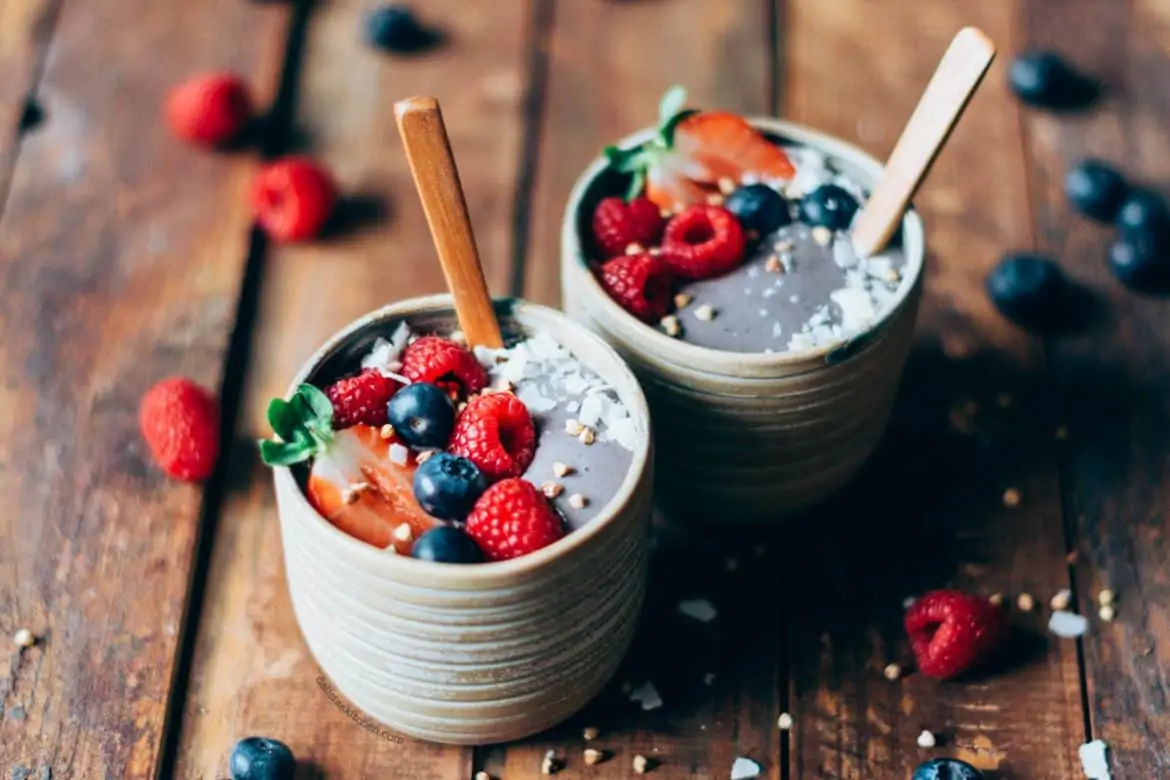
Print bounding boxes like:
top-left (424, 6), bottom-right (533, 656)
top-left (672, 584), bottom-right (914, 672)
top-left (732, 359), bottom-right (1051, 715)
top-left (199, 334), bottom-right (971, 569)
top-left (261, 294), bottom-right (652, 744)
top-left (561, 88), bottom-right (925, 523)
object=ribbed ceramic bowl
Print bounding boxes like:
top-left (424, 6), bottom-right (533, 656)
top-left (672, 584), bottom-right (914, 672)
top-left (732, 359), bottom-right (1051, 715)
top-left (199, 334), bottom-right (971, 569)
top-left (272, 294), bottom-right (653, 744)
top-left (561, 119), bottom-right (925, 523)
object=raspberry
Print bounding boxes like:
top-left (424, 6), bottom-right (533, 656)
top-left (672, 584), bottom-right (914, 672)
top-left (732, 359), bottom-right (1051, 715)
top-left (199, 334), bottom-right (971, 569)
top-left (250, 157), bottom-right (338, 242)
top-left (164, 73), bottom-right (252, 148)
top-left (591, 196), bottom-right (666, 258)
top-left (465, 478), bottom-right (565, 561)
top-left (448, 393), bottom-right (535, 482)
top-left (660, 204), bottom-right (746, 279)
top-left (904, 590), bottom-right (1008, 679)
top-left (597, 253), bottom-right (674, 322)
top-left (400, 336), bottom-right (488, 397)
top-left (138, 377), bottom-right (220, 482)
top-left (324, 369), bottom-right (400, 429)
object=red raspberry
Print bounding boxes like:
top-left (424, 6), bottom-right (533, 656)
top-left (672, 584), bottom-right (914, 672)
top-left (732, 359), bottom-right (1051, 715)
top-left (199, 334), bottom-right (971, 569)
top-left (465, 478), bottom-right (565, 561)
top-left (591, 196), bottom-right (666, 258)
top-left (138, 377), bottom-right (220, 482)
top-left (597, 253), bottom-right (674, 322)
top-left (164, 73), bottom-right (253, 148)
top-left (449, 393), bottom-right (536, 482)
top-left (660, 204), bottom-right (746, 279)
top-left (905, 590), bottom-right (1008, 679)
top-left (324, 369), bottom-right (400, 429)
top-left (400, 336), bottom-right (488, 397)
top-left (250, 157), bottom-right (338, 242)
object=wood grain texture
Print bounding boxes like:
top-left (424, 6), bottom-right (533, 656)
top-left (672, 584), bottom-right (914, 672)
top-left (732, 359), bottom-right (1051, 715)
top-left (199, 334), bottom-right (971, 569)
top-left (1021, 1), bottom-right (1170, 776)
top-left (782, 1), bottom-right (1085, 778)
top-left (173, 0), bottom-right (531, 775)
top-left (0, 0), bottom-right (288, 777)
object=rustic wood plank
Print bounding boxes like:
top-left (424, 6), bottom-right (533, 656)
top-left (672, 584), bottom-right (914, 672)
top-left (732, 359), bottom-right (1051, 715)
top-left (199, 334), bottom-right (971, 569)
top-left (173, 1), bottom-right (531, 776)
top-left (0, 0), bottom-right (56, 183)
top-left (489, 2), bottom-right (780, 778)
top-left (1021, 1), bottom-right (1170, 776)
top-left (782, 1), bottom-right (1085, 778)
top-left (0, 0), bottom-right (289, 777)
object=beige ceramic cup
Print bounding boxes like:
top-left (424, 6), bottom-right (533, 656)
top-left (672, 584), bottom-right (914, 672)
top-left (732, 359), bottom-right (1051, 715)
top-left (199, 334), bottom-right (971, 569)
top-left (272, 294), bottom-right (653, 745)
top-left (561, 119), bottom-right (925, 523)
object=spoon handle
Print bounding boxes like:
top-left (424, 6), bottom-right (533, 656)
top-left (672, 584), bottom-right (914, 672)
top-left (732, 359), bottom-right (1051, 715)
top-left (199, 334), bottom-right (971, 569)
top-left (851, 27), bottom-right (997, 257)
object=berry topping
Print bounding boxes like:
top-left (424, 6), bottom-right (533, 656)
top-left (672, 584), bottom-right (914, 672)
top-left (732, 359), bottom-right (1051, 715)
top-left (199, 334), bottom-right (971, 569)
top-left (798, 184), bottom-right (860, 230)
top-left (985, 253), bottom-right (1067, 328)
top-left (1109, 233), bottom-right (1169, 291)
top-left (660, 204), bottom-right (746, 280)
top-left (138, 377), bottom-right (220, 483)
top-left (386, 382), bottom-right (455, 448)
top-left (229, 736), bottom-right (295, 780)
top-left (1008, 51), bottom-right (1098, 110)
top-left (724, 183), bottom-right (791, 235)
top-left (597, 253), bottom-right (674, 322)
top-left (465, 478), bottom-right (566, 561)
top-left (449, 392), bottom-right (537, 482)
top-left (164, 73), bottom-right (252, 148)
top-left (904, 590), bottom-right (1007, 680)
top-left (604, 86), bottom-right (794, 210)
top-left (411, 525), bottom-right (485, 564)
top-left (591, 196), bottom-right (667, 258)
top-left (251, 157), bottom-right (338, 242)
top-left (324, 369), bottom-right (399, 429)
top-left (400, 336), bottom-right (489, 397)
top-left (412, 452), bottom-right (486, 520)
top-left (1065, 159), bottom-right (1128, 222)
top-left (912, 758), bottom-right (984, 780)
top-left (362, 4), bottom-right (436, 53)
top-left (1116, 189), bottom-right (1170, 237)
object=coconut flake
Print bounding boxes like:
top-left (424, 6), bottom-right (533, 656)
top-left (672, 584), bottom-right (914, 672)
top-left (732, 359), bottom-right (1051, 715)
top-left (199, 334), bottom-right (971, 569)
top-left (1049, 610), bottom-right (1089, 639)
top-left (628, 681), bottom-right (663, 711)
top-left (730, 757), bottom-right (763, 780)
top-left (388, 444), bottom-right (409, 465)
top-left (677, 598), bottom-right (718, 623)
top-left (1079, 740), bottom-right (1111, 779)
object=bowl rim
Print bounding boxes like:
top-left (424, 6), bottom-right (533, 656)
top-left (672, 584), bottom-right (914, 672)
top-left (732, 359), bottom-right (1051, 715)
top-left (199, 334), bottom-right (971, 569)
top-left (561, 116), bottom-right (927, 374)
top-left (271, 294), bottom-right (653, 583)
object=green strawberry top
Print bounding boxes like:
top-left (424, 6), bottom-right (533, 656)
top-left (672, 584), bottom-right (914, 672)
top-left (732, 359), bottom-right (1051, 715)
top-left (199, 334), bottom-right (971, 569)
top-left (258, 384), bottom-right (335, 466)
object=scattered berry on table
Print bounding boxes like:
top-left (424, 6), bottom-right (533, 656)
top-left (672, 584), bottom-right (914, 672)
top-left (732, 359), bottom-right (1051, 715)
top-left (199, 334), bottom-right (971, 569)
top-left (164, 73), bottom-right (252, 148)
top-left (591, 196), bottom-right (667, 258)
top-left (904, 589), bottom-right (1007, 679)
top-left (400, 336), bottom-right (489, 397)
top-left (325, 369), bottom-right (399, 429)
top-left (386, 382), bottom-right (455, 448)
top-left (449, 392), bottom-right (536, 482)
top-left (466, 478), bottom-right (566, 561)
top-left (798, 184), bottom-right (860, 230)
top-left (985, 253), bottom-right (1067, 328)
top-left (1008, 50), bottom-right (1098, 110)
top-left (229, 736), bottom-right (295, 780)
top-left (410, 524), bottom-right (485, 563)
top-left (1108, 232), bottom-right (1169, 290)
top-left (362, 4), bottom-right (436, 53)
top-left (139, 377), bottom-right (220, 482)
top-left (412, 452), bottom-right (486, 521)
top-left (1065, 159), bottom-right (1128, 222)
top-left (723, 183), bottom-right (792, 235)
top-left (598, 253), bottom-right (675, 321)
top-left (1116, 189), bottom-right (1170, 237)
top-left (251, 157), bottom-right (338, 242)
top-left (660, 204), bottom-right (746, 279)
top-left (912, 757), bottom-right (984, 780)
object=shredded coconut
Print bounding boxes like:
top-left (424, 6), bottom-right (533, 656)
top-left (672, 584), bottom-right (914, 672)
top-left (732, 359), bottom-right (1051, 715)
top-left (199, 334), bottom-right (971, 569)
top-left (1050, 610), bottom-right (1089, 638)
top-left (730, 757), bottom-right (763, 780)
top-left (628, 681), bottom-right (663, 711)
top-left (677, 598), bottom-right (718, 623)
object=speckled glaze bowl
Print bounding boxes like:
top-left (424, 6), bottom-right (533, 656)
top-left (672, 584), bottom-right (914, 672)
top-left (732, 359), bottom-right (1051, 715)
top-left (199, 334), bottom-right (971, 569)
top-left (272, 294), bottom-right (653, 745)
top-left (561, 119), bottom-right (925, 523)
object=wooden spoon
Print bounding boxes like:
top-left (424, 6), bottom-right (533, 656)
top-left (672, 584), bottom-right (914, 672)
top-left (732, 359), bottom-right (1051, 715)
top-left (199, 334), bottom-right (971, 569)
top-left (851, 27), bottom-right (997, 257)
top-left (394, 96), bottom-right (504, 349)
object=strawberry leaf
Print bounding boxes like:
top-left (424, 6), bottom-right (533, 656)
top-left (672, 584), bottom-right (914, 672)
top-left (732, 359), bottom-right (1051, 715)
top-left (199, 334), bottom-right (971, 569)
top-left (657, 85), bottom-right (688, 129)
top-left (625, 170), bottom-right (647, 201)
top-left (266, 397), bottom-right (302, 442)
top-left (258, 438), bottom-right (315, 467)
top-left (258, 384), bottom-right (334, 468)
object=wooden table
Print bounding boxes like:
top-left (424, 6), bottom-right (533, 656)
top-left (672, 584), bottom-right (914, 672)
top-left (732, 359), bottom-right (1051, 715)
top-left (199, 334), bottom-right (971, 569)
top-left (1, 0), bottom-right (1166, 777)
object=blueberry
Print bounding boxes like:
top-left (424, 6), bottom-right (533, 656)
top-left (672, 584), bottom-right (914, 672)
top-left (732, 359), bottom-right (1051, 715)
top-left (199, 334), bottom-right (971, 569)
top-left (798, 184), bottom-right (860, 231)
top-left (229, 737), bottom-right (295, 780)
top-left (1008, 51), bottom-right (1098, 110)
top-left (724, 184), bottom-right (791, 235)
top-left (912, 757), bottom-right (983, 780)
top-left (986, 253), bottom-right (1067, 327)
top-left (362, 4), bottom-right (436, 53)
top-left (1117, 189), bottom-right (1170, 237)
top-left (1109, 232), bottom-right (1170, 290)
top-left (411, 524), bottom-right (485, 563)
top-left (387, 383), bottom-right (455, 448)
top-left (1065, 159), bottom-right (1128, 222)
top-left (413, 452), bottom-right (486, 520)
